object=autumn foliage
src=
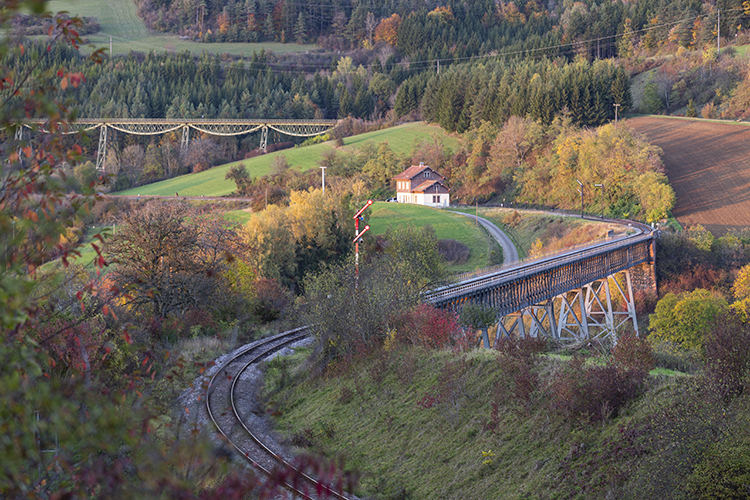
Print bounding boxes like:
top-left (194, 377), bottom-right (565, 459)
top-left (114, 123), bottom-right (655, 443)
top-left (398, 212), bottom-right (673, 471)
top-left (374, 13), bottom-right (400, 46)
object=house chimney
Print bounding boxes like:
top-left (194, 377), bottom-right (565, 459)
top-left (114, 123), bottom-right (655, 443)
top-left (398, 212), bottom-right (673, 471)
top-left (419, 162), bottom-right (424, 166)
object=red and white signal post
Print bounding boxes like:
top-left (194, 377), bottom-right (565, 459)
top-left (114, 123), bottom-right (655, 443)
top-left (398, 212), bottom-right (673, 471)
top-left (353, 200), bottom-right (373, 276)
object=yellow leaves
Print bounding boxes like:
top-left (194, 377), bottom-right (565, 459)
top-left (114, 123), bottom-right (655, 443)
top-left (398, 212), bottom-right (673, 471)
top-left (383, 328), bottom-right (398, 351)
top-left (732, 264), bottom-right (750, 301)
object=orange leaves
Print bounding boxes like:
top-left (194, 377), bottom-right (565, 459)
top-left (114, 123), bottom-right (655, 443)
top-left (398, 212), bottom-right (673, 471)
top-left (374, 13), bottom-right (401, 46)
top-left (58, 70), bottom-right (84, 90)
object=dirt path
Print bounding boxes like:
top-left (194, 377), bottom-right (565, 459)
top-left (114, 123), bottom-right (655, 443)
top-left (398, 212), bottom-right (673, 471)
top-left (627, 116), bottom-right (750, 235)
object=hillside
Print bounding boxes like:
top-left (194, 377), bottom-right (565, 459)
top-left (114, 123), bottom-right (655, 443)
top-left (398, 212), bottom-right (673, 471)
top-left (44, 0), bottom-right (317, 56)
top-left (114, 122), bottom-right (458, 197)
top-left (627, 116), bottom-right (750, 235)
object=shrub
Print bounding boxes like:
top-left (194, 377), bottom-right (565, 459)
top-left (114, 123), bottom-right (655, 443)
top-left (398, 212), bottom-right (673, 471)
top-left (495, 335), bottom-right (548, 360)
top-left (493, 354), bottom-right (539, 413)
top-left (703, 311), bottom-right (750, 401)
top-left (651, 341), bottom-right (701, 373)
top-left (437, 238), bottom-right (470, 264)
top-left (548, 357), bottom-right (647, 423)
top-left (686, 439), bottom-right (750, 500)
top-left (396, 304), bottom-right (462, 349)
top-left (251, 278), bottom-right (292, 323)
top-left (649, 289), bottom-right (728, 351)
top-left (612, 333), bottom-right (655, 373)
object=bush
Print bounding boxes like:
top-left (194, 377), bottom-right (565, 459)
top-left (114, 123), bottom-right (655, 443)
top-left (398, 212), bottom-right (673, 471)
top-left (396, 304), bottom-right (463, 349)
top-left (437, 238), bottom-right (471, 265)
top-left (686, 438), bottom-right (750, 500)
top-left (703, 311), bottom-right (750, 401)
top-left (612, 333), bottom-right (655, 373)
top-left (649, 289), bottom-right (728, 351)
top-left (548, 357), bottom-right (647, 423)
top-left (251, 278), bottom-right (292, 323)
top-left (651, 341), bottom-right (701, 373)
top-left (496, 335), bottom-right (548, 360)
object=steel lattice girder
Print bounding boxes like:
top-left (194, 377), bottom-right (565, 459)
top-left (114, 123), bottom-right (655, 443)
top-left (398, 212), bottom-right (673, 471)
top-left (427, 237), bottom-right (652, 317)
top-left (22, 118), bottom-right (337, 138)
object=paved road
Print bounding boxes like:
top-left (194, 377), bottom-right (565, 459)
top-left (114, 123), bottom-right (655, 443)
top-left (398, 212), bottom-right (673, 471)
top-left (450, 211), bottom-right (519, 265)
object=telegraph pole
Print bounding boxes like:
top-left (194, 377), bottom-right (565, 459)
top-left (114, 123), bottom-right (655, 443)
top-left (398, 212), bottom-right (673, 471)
top-left (718, 8), bottom-right (721, 54)
top-left (576, 179), bottom-right (584, 218)
top-left (320, 166), bottom-right (326, 195)
top-left (613, 103), bottom-right (620, 125)
top-left (594, 183), bottom-right (605, 218)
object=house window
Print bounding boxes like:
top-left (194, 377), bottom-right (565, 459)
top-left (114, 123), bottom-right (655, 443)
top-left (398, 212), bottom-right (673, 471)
top-left (432, 195), bottom-right (440, 203)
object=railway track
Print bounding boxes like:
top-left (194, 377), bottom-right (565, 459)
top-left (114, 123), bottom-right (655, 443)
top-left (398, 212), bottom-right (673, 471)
top-left (204, 326), bottom-right (353, 500)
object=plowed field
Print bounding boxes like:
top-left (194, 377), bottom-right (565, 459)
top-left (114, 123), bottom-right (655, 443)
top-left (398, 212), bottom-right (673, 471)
top-left (627, 116), bottom-right (750, 235)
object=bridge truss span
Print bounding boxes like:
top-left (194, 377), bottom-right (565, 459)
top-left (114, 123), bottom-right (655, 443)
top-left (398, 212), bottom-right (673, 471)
top-left (426, 221), bottom-right (657, 346)
top-left (20, 118), bottom-right (339, 170)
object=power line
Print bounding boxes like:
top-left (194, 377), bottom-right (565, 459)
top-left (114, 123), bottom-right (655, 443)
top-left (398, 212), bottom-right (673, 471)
top-left (94, 6), bottom-right (745, 77)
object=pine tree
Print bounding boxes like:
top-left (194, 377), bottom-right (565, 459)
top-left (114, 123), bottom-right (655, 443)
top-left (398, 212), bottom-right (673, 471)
top-left (294, 12), bottom-right (307, 44)
top-left (263, 12), bottom-right (276, 41)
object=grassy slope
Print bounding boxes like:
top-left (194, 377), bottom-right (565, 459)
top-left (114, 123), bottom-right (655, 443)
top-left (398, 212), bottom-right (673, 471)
top-left (368, 202), bottom-right (499, 273)
top-left (45, 0), bottom-right (317, 56)
top-left (115, 122), bottom-right (458, 197)
top-left (265, 347), bottom-right (705, 500)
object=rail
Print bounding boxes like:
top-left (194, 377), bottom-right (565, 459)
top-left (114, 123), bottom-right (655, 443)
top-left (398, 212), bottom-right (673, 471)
top-left (205, 326), bottom-right (353, 500)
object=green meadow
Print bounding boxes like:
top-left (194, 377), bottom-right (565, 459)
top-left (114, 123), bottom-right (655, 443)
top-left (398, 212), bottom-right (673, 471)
top-left (44, 0), bottom-right (317, 56)
top-left (115, 122), bottom-right (458, 197)
top-left (368, 202), bottom-right (499, 272)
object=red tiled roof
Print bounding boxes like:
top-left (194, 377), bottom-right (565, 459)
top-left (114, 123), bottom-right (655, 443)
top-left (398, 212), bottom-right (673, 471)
top-left (412, 180), bottom-right (450, 193)
top-left (393, 164), bottom-right (445, 181)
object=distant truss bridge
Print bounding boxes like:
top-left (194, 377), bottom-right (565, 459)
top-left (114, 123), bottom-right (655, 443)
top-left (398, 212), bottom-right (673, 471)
top-left (17, 118), bottom-right (338, 169)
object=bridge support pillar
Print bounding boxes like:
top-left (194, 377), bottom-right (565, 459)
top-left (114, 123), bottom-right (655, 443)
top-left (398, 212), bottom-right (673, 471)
top-left (495, 299), bottom-right (557, 346)
top-left (260, 126), bottom-right (268, 153)
top-left (96, 125), bottom-right (108, 171)
top-left (180, 125), bottom-right (190, 152)
top-left (14, 126), bottom-right (22, 141)
top-left (557, 270), bottom-right (638, 343)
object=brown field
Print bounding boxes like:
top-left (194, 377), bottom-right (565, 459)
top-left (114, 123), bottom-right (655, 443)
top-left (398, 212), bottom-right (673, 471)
top-left (627, 116), bottom-right (750, 235)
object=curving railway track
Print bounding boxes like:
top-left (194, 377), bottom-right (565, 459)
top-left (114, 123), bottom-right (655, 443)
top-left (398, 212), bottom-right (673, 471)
top-left (204, 326), bottom-right (353, 499)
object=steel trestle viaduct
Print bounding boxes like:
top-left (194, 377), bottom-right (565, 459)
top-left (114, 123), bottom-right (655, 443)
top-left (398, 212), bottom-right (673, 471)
top-left (425, 219), bottom-right (657, 347)
top-left (17, 118), bottom-right (338, 170)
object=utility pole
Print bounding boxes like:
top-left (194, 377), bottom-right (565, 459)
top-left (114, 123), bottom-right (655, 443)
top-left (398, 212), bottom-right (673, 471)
top-left (576, 179), bottom-right (584, 218)
top-left (320, 166), bottom-right (326, 195)
top-left (718, 8), bottom-right (721, 54)
top-left (594, 183), bottom-right (605, 218)
top-left (110, 36), bottom-right (112, 57)
top-left (613, 103), bottom-right (620, 125)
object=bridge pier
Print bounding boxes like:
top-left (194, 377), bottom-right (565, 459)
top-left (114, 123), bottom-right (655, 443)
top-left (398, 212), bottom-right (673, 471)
top-left (96, 125), bottom-right (107, 171)
top-left (180, 125), bottom-right (190, 152)
top-left (488, 269), bottom-right (638, 347)
top-left (260, 126), bottom-right (268, 153)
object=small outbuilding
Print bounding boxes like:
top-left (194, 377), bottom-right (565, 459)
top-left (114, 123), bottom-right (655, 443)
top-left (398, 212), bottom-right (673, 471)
top-left (393, 162), bottom-right (450, 207)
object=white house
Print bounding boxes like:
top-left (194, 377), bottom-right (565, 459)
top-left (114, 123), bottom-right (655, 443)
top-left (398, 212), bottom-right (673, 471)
top-left (393, 162), bottom-right (450, 207)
